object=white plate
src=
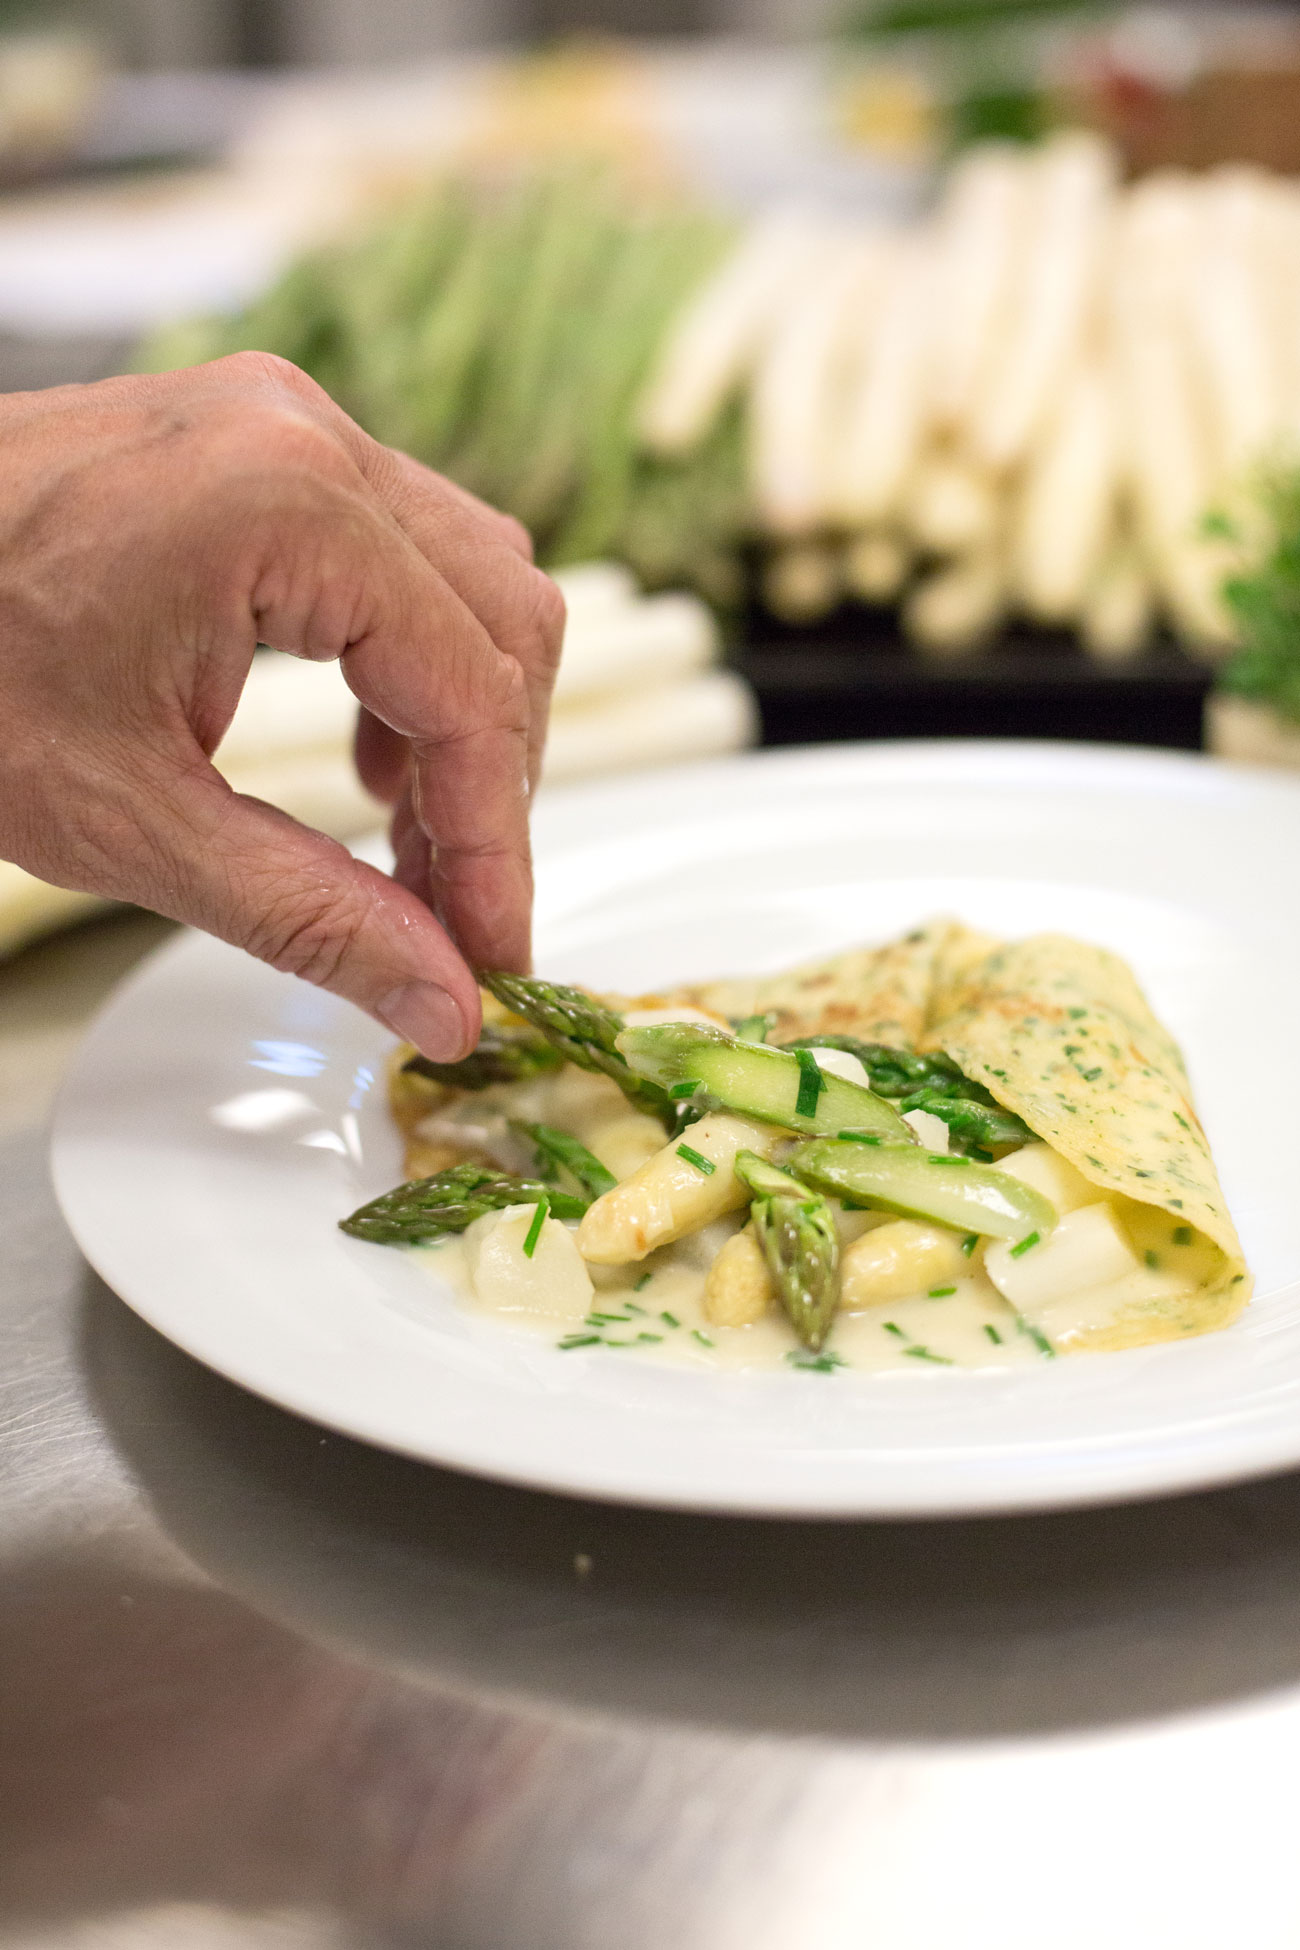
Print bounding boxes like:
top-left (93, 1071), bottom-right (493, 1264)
top-left (50, 741), bottom-right (1300, 1517)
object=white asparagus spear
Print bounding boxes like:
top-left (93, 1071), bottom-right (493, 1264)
top-left (843, 530), bottom-right (911, 604)
top-left (637, 209), bottom-right (829, 456)
top-left (1189, 167), bottom-right (1284, 478)
top-left (972, 132), bottom-right (1117, 474)
top-left (904, 446), bottom-right (1001, 554)
top-left (903, 547), bottom-right (1008, 656)
top-left (930, 143), bottom-right (1035, 437)
top-left (761, 541), bottom-right (842, 623)
top-left (554, 590), bottom-right (719, 705)
top-left (749, 231), bottom-right (891, 535)
top-left (1080, 545), bottom-right (1157, 663)
top-left (1108, 175), bottom-right (1233, 648)
top-left (576, 1112), bottom-right (781, 1264)
top-left (832, 234), bottom-right (937, 525)
top-left (1011, 359), bottom-right (1118, 623)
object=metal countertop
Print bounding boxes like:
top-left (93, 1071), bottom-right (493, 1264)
top-left (5, 914), bottom-right (1300, 1950)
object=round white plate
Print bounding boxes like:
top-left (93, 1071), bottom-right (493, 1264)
top-left (51, 741), bottom-right (1300, 1517)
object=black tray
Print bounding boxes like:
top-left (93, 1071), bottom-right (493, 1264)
top-left (732, 607), bottom-right (1214, 751)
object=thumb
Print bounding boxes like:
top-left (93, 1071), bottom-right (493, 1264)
top-left (147, 772), bottom-right (483, 1061)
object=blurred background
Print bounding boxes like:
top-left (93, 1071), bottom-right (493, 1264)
top-left (7, 0), bottom-right (1300, 963)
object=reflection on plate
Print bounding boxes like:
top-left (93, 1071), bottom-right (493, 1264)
top-left (50, 742), bottom-right (1300, 1516)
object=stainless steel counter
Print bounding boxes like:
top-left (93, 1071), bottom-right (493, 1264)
top-left (5, 915), bottom-right (1300, 1949)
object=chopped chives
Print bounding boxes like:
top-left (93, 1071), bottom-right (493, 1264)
top-left (928, 1285), bottom-right (957, 1298)
top-left (883, 1321), bottom-right (907, 1339)
top-left (633, 1272), bottom-right (652, 1292)
top-left (558, 1334), bottom-right (601, 1350)
top-left (624, 1300), bottom-right (647, 1315)
top-left (904, 1345), bottom-right (953, 1364)
top-left (1145, 1250), bottom-right (1160, 1270)
top-left (586, 1312), bottom-right (630, 1325)
top-left (1016, 1314), bottom-right (1056, 1357)
top-left (838, 1129), bottom-right (883, 1145)
top-left (522, 1195), bottom-right (549, 1259)
top-left (983, 1324), bottom-right (1003, 1345)
top-left (961, 1234), bottom-right (980, 1257)
top-left (674, 1078), bottom-right (703, 1098)
top-left (677, 1143), bottom-right (715, 1176)
top-left (691, 1329), bottom-right (715, 1348)
top-left (660, 1310), bottom-right (681, 1328)
top-left (1172, 1226), bottom-right (1193, 1246)
top-left (636, 1332), bottom-right (664, 1344)
top-left (786, 1349), bottom-right (846, 1374)
top-left (1010, 1230), bottom-right (1041, 1259)
top-left (795, 1047), bottom-right (824, 1118)
top-left (930, 1155), bottom-right (971, 1168)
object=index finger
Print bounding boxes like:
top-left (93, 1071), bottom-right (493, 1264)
top-left (341, 539), bottom-right (534, 975)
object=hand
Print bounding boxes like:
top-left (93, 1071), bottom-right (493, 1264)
top-left (0, 353), bottom-right (565, 1059)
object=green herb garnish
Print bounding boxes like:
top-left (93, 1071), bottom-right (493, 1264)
top-left (692, 1329), bottom-right (715, 1348)
top-left (1172, 1226), bottom-right (1193, 1246)
top-left (928, 1285), bottom-right (957, 1298)
top-left (983, 1324), bottom-right (1003, 1345)
top-left (962, 1233), bottom-right (979, 1256)
top-left (1010, 1230), bottom-right (1041, 1258)
top-left (660, 1310), bottom-right (681, 1328)
top-left (785, 1348), bottom-right (847, 1374)
top-left (794, 1047), bottom-right (825, 1118)
top-left (904, 1345), bottom-right (954, 1364)
top-left (677, 1143), bottom-right (715, 1176)
top-left (634, 1272), bottom-right (653, 1292)
top-left (522, 1196), bottom-right (549, 1259)
top-left (1016, 1314), bottom-right (1056, 1357)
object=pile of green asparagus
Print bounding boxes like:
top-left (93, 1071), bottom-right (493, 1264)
top-left (139, 169), bottom-right (748, 602)
top-left (342, 972), bottom-right (1052, 1353)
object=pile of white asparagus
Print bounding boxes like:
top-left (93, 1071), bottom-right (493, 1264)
top-left (639, 131), bottom-right (1300, 659)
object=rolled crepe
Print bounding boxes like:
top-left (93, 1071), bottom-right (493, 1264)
top-left (644, 917), bottom-right (1250, 1353)
top-left (922, 929), bottom-right (1250, 1348)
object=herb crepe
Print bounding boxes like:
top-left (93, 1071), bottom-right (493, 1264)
top-left (920, 930), bottom-right (1250, 1350)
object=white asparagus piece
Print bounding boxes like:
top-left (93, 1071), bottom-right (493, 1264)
top-left (761, 541), bottom-right (842, 623)
top-left (541, 670), bottom-right (758, 784)
top-left (704, 1224), bottom-right (774, 1327)
top-left (831, 234), bottom-right (937, 526)
top-left (1011, 360), bottom-right (1118, 622)
top-left (1189, 167), bottom-right (1285, 477)
top-left (972, 132), bottom-right (1117, 473)
top-left (554, 590), bottom-right (719, 705)
top-left (749, 232), bottom-right (891, 535)
top-left (930, 143), bottom-right (1036, 437)
top-left (843, 530), bottom-right (911, 604)
top-left (840, 1221), bottom-right (970, 1311)
top-left (1080, 546), bottom-right (1157, 663)
top-left (903, 548), bottom-right (1008, 656)
top-left (576, 1112), bottom-right (781, 1264)
top-left (637, 209), bottom-right (830, 456)
top-left (549, 560), bottom-right (639, 621)
top-left (904, 447), bottom-right (1001, 554)
top-left (1108, 177), bottom-right (1234, 649)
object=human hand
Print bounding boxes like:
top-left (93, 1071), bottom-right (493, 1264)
top-left (0, 353), bottom-right (565, 1059)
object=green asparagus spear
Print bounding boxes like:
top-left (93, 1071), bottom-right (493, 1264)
top-left (341, 1162), bottom-right (587, 1246)
top-left (615, 1023), bottom-right (914, 1141)
top-left (898, 1089), bottom-right (1034, 1155)
top-left (478, 971), bottom-right (677, 1129)
top-left (788, 1140), bottom-right (1058, 1242)
top-left (511, 1121), bottom-right (618, 1200)
top-left (402, 1024), bottom-right (563, 1091)
top-left (735, 1151), bottom-right (841, 1352)
top-left (782, 1037), bottom-right (977, 1100)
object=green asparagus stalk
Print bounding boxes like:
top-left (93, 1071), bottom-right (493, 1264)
top-left (782, 1036), bottom-right (976, 1100)
top-left (341, 1162), bottom-right (587, 1246)
top-left (788, 1139), bottom-right (1058, 1242)
top-left (615, 1023), bottom-right (914, 1140)
top-left (898, 1089), bottom-right (1034, 1155)
top-left (734, 1151), bottom-right (841, 1352)
top-left (478, 972), bottom-right (677, 1129)
top-left (402, 1023), bottom-right (563, 1091)
top-left (511, 1121), bottom-right (618, 1200)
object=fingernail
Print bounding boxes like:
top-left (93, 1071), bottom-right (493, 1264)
top-left (377, 983), bottom-right (469, 1062)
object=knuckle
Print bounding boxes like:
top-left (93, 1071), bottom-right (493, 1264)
top-left (247, 878), bottom-right (372, 989)
top-left (212, 348), bottom-right (317, 402)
